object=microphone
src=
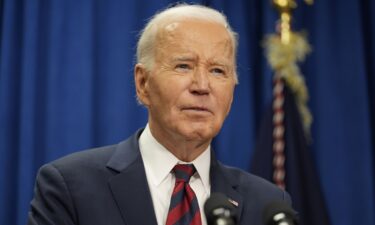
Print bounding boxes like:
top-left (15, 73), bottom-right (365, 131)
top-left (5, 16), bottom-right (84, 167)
top-left (204, 193), bottom-right (237, 225)
top-left (263, 201), bottom-right (298, 225)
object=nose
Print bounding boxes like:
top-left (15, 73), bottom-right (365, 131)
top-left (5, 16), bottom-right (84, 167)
top-left (190, 68), bottom-right (210, 95)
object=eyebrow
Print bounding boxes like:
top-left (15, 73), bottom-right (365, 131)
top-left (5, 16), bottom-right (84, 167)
top-left (207, 59), bottom-right (231, 67)
top-left (171, 56), bottom-right (197, 62)
top-left (171, 56), bottom-right (232, 68)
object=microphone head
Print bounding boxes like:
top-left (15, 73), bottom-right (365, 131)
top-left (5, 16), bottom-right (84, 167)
top-left (204, 193), bottom-right (237, 225)
top-left (263, 201), bottom-right (298, 225)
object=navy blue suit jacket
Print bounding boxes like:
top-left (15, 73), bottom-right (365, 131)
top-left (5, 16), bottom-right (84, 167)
top-left (28, 129), bottom-right (291, 225)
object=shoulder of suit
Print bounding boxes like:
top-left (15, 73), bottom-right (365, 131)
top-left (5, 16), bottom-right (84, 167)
top-left (46, 143), bottom-right (118, 172)
top-left (219, 163), bottom-right (284, 194)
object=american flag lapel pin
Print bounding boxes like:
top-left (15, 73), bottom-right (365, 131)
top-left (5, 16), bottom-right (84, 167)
top-left (228, 198), bottom-right (239, 207)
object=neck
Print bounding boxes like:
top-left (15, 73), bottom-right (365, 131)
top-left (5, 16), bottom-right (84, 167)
top-left (148, 124), bottom-right (211, 162)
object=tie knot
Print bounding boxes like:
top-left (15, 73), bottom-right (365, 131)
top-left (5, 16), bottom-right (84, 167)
top-left (173, 164), bottom-right (196, 183)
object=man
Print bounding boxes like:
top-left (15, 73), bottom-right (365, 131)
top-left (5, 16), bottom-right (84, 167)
top-left (28, 4), bottom-right (292, 225)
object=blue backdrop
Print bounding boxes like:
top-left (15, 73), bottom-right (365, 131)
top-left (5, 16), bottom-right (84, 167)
top-left (1, 0), bottom-right (374, 225)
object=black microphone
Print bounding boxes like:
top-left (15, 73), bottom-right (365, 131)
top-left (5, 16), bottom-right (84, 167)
top-left (263, 201), bottom-right (298, 225)
top-left (204, 193), bottom-right (237, 225)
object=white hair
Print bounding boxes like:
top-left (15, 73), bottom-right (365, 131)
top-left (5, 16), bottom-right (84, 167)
top-left (136, 3), bottom-right (239, 82)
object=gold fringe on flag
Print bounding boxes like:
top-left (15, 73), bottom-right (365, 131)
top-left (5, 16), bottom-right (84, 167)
top-left (263, 0), bottom-right (313, 139)
top-left (263, 32), bottom-right (312, 138)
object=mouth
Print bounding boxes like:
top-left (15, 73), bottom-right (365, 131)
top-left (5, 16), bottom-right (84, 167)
top-left (181, 106), bottom-right (212, 114)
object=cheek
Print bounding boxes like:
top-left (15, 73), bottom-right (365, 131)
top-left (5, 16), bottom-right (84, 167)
top-left (147, 81), bottom-right (169, 111)
top-left (216, 90), bottom-right (234, 117)
top-left (221, 98), bottom-right (232, 115)
top-left (225, 93), bottom-right (234, 111)
top-left (149, 79), bottom-right (183, 111)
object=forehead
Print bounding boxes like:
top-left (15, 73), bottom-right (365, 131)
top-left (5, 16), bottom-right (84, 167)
top-left (155, 20), bottom-right (234, 60)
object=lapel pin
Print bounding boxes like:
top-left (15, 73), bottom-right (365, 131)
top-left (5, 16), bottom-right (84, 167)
top-left (228, 198), bottom-right (238, 207)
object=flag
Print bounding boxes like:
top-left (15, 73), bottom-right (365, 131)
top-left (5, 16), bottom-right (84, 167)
top-left (251, 80), bottom-right (331, 225)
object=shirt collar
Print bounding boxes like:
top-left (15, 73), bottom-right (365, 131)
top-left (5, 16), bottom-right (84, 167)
top-left (190, 146), bottom-right (211, 194)
top-left (139, 124), bottom-right (211, 192)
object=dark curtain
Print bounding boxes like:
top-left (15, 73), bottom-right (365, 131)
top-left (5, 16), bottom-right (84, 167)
top-left (0, 0), bottom-right (374, 225)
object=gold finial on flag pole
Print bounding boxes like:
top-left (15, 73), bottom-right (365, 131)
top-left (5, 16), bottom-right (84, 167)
top-left (273, 0), bottom-right (296, 44)
top-left (272, 0), bottom-right (313, 44)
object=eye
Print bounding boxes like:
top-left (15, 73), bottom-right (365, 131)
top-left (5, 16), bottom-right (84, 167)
top-left (210, 67), bottom-right (225, 76)
top-left (175, 63), bottom-right (192, 72)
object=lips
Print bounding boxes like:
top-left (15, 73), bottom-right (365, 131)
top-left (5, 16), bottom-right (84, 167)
top-left (181, 106), bottom-right (212, 114)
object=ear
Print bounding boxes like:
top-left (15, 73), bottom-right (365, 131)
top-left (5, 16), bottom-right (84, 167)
top-left (134, 63), bottom-right (151, 106)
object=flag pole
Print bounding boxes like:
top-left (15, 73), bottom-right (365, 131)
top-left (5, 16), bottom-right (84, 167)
top-left (263, 0), bottom-right (313, 189)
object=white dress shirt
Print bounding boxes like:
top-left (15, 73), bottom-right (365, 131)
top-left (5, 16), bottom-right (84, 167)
top-left (139, 124), bottom-right (211, 225)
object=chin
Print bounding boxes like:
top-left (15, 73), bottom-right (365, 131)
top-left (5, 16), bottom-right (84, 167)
top-left (179, 125), bottom-right (217, 141)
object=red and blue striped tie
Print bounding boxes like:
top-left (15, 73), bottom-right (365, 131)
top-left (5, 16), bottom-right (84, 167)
top-left (166, 164), bottom-right (202, 225)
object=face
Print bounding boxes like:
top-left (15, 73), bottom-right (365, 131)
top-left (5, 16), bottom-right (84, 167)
top-left (135, 19), bottom-right (236, 145)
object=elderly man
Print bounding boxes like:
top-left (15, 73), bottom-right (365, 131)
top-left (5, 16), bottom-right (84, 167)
top-left (28, 4), bottom-right (291, 225)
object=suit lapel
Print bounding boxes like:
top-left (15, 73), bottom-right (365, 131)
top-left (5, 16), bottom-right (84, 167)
top-left (106, 130), bottom-right (158, 225)
top-left (210, 153), bottom-right (244, 223)
top-left (105, 130), bottom-right (244, 225)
